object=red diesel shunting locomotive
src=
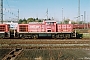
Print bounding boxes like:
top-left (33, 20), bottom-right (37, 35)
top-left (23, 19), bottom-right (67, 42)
top-left (0, 20), bottom-right (86, 39)
top-left (17, 20), bottom-right (76, 39)
top-left (1, 20), bottom-right (87, 39)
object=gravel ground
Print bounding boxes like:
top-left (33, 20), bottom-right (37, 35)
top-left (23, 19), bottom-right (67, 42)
top-left (15, 49), bottom-right (90, 60)
top-left (0, 49), bottom-right (12, 60)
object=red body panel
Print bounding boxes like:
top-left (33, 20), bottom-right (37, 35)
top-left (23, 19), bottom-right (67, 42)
top-left (0, 24), bottom-right (9, 32)
top-left (28, 24), bottom-right (43, 32)
top-left (28, 23), bottom-right (56, 32)
top-left (88, 24), bottom-right (90, 28)
top-left (17, 21), bottom-right (57, 32)
top-left (17, 24), bottom-right (28, 32)
top-left (41, 24), bottom-right (45, 32)
top-left (17, 22), bottom-right (74, 33)
top-left (57, 24), bottom-right (73, 32)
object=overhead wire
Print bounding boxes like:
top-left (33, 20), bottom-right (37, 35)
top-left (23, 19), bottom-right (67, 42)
top-left (4, 0), bottom-right (18, 22)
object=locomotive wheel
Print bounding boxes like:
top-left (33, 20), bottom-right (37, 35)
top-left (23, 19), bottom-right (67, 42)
top-left (0, 35), bottom-right (4, 39)
top-left (55, 34), bottom-right (64, 39)
top-left (35, 35), bottom-right (38, 39)
top-left (65, 35), bottom-right (68, 39)
top-left (59, 34), bottom-right (64, 39)
top-left (65, 34), bottom-right (70, 39)
top-left (52, 34), bottom-right (55, 39)
top-left (33, 35), bottom-right (38, 39)
top-left (56, 35), bottom-right (59, 39)
top-left (22, 37), bottom-right (25, 39)
top-left (21, 35), bottom-right (25, 39)
top-left (33, 35), bottom-right (36, 39)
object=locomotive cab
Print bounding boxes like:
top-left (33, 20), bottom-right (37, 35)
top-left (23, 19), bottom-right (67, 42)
top-left (44, 20), bottom-right (57, 32)
top-left (38, 20), bottom-right (57, 38)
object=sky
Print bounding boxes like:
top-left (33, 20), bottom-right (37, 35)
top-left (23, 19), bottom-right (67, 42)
top-left (3, 0), bottom-right (90, 22)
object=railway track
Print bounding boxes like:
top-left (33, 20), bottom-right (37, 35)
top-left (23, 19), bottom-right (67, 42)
top-left (2, 48), bottom-right (22, 60)
top-left (1, 45), bottom-right (90, 50)
top-left (1, 39), bottom-right (90, 60)
top-left (0, 39), bottom-right (90, 44)
top-left (0, 39), bottom-right (90, 49)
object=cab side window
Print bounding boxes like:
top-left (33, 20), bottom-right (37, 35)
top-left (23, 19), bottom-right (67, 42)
top-left (46, 22), bottom-right (54, 25)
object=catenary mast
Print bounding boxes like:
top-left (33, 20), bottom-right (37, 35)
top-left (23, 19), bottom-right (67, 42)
top-left (0, 0), bottom-right (3, 24)
top-left (78, 0), bottom-right (80, 23)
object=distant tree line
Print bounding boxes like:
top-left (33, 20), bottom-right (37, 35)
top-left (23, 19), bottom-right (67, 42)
top-left (18, 17), bottom-right (86, 24)
top-left (61, 19), bottom-right (85, 24)
top-left (18, 18), bottom-right (42, 24)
